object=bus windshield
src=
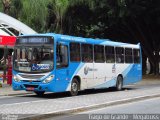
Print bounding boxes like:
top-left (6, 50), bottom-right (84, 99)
top-left (13, 45), bottom-right (54, 73)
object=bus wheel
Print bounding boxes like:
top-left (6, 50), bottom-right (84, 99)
top-left (34, 91), bottom-right (45, 96)
top-left (70, 78), bottom-right (79, 96)
top-left (116, 76), bottom-right (123, 91)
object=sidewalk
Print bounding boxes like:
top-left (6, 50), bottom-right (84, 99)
top-left (0, 76), bottom-right (159, 96)
top-left (0, 83), bottom-right (32, 96)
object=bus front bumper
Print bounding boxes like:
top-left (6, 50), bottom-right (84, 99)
top-left (12, 81), bottom-right (55, 92)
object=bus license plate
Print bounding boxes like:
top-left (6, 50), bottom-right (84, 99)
top-left (26, 87), bottom-right (34, 91)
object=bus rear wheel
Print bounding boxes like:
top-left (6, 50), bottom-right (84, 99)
top-left (116, 76), bottom-right (123, 91)
top-left (34, 91), bottom-right (45, 96)
top-left (69, 78), bottom-right (79, 96)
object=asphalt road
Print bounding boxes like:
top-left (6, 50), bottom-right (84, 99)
top-left (86, 97), bottom-right (160, 114)
top-left (44, 97), bottom-right (160, 120)
top-left (0, 82), bottom-right (160, 105)
top-left (0, 82), bottom-right (160, 120)
top-left (0, 83), bottom-right (158, 105)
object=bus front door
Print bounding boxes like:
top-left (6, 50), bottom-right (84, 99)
top-left (55, 43), bottom-right (69, 92)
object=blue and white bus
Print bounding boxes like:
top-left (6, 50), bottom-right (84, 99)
top-left (12, 33), bottom-right (142, 96)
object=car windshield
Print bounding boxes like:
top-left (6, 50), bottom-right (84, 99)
top-left (13, 45), bottom-right (54, 73)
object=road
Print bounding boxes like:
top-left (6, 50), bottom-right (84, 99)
top-left (0, 83), bottom-right (160, 106)
top-left (86, 97), bottom-right (160, 114)
top-left (44, 97), bottom-right (160, 120)
top-left (0, 82), bottom-right (160, 120)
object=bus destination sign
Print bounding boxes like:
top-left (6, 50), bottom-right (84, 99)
top-left (16, 37), bottom-right (53, 44)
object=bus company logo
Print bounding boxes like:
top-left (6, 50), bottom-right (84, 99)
top-left (32, 64), bottom-right (39, 71)
top-left (84, 66), bottom-right (89, 75)
top-left (31, 64), bottom-right (50, 71)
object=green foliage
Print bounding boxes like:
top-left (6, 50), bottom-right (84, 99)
top-left (46, 0), bottom-right (69, 33)
top-left (0, 0), bottom-right (159, 74)
top-left (0, 1), bottom-right (2, 12)
top-left (20, 0), bottom-right (49, 32)
top-left (10, 0), bottom-right (23, 18)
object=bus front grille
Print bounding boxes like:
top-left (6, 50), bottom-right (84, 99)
top-left (19, 74), bottom-right (45, 80)
top-left (22, 80), bottom-right (41, 83)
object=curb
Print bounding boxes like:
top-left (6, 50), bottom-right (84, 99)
top-left (20, 93), bottom-right (160, 120)
top-left (0, 92), bottom-right (33, 97)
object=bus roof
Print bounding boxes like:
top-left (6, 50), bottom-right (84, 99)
top-left (19, 33), bottom-right (140, 49)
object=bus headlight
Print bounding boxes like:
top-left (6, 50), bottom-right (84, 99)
top-left (43, 75), bottom-right (54, 83)
top-left (13, 75), bottom-right (21, 82)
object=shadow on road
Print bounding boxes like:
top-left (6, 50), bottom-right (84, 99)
top-left (20, 87), bottom-right (137, 99)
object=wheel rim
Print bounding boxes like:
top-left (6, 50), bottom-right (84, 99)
top-left (72, 82), bottom-right (78, 92)
top-left (117, 77), bottom-right (122, 90)
top-left (118, 80), bottom-right (122, 89)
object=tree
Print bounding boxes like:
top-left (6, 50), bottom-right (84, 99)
top-left (0, 1), bottom-right (3, 11)
top-left (63, 1), bottom-right (92, 36)
top-left (1, 0), bottom-right (11, 14)
top-left (47, 0), bottom-right (69, 33)
top-left (0, 0), bottom-right (159, 75)
top-left (10, 0), bottom-right (23, 19)
top-left (19, 0), bottom-right (49, 32)
top-left (103, 0), bottom-right (160, 75)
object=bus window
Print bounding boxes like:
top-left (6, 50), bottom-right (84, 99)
top-left (125, 48), bottom-right (133, 63)
top-left (116, 47), bottom-right (124, 63)
top-left (81, 44), bottom-right (93, 63)
top-left (105, 46), bottom-right (115, 63)
top-left (94, 45), bottom-right (105, 63)
top-left (133, 49), bottom-right (140, 63)
top-left (56, 44), bottom-right (68, 68)
top-left (70, 42), bottom-right (80, 62)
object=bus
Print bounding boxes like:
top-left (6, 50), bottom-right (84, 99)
top-left (12, 33), bottom-right (142, 96)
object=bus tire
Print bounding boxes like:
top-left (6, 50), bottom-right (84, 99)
top-left (34, 91), bottom-right (45, 96)
top-left (116, 76), bottom-right (123, 91)
top-left (70, 78), bottom-right (79, 96)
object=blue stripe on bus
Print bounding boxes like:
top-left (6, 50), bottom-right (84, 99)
top-left (93, 64), bottom-right (142, 89)
top-left (94, 78), bottom-right (116, 89)
top-left (65, 62), bottom-right (85, 91)
top-left (123, 64), bottom-right (142, 85)
top-left (71, 62), bottom-right (85, 79)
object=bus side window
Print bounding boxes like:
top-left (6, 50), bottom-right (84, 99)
top-left (133, 49), bottom-right (140, 63)
top-left (125, 48), bottom-right (133, 63)
top-left (105, 46), bottom-right (115, 63)
top-left (81, 44), bottom-right (93, 63)
top-left (70, 42), bottom-right (81, 62)
top-left (94, 45), bottom-right (105, 63)
top-left (116, 47), bottom-right (124, 63)
top-left (56, 44), bottom-right (68, 68)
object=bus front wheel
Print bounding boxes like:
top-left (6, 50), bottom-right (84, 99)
top-left (70, 78), bottom-right (79, 96)
top-left (116, 76), bottom-right (123, 91)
